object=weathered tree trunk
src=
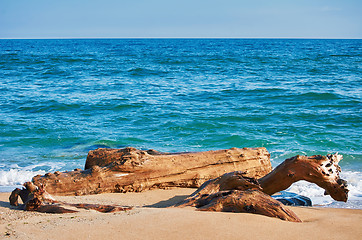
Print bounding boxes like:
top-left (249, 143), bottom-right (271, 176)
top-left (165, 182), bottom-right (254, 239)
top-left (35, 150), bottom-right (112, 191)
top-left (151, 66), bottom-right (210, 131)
top-left (258, 154), bottom-right (348, 202)
top-left (32, 147), bottom-right (272, 196)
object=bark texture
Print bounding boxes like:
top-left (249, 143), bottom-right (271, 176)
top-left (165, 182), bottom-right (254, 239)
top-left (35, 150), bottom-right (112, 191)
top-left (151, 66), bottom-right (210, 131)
top-left (32, 147), bottom-right (271, 196)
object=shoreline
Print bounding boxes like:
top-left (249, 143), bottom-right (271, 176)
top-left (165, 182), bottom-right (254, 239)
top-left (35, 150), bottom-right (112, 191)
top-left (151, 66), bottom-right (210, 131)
top-left (1, 188), bottom-right (361, 240)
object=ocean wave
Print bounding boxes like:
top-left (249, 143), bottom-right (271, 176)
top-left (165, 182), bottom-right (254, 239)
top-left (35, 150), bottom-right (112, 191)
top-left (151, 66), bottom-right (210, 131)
top-left (296, 92), bottom-right (343, 100)
top-left (127, 67), bottom-right (167, 77)
top-left (0, 169), bottom-right (46, 186)
top-left (17, 100), bottom-right (82, 113)
top-left (157, 58), bottom-right (193, 65)
top-left (286, 170), bottom-right (362, 209)
top-left (220, 88), bottom-right (288, 95)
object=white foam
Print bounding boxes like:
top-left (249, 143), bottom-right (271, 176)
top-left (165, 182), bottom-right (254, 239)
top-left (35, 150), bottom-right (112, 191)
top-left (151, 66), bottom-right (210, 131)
top-left (0, 169), bottom-right (46, 187)
top-left (0, 161), bottom-right (67, 191)
top-left (286, 170), bottom-right (362, 209)
top-left (0, 159), bottom-right (82, 192)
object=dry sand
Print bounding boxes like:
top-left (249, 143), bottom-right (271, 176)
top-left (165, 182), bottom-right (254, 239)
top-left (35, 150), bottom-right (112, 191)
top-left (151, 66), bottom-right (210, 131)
top-left (1, 188), bottom-right (361, 240)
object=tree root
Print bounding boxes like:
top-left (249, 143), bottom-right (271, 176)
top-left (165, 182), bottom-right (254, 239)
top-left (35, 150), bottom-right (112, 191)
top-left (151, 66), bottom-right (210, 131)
top-left (9, 182), bottom-right (132, 214)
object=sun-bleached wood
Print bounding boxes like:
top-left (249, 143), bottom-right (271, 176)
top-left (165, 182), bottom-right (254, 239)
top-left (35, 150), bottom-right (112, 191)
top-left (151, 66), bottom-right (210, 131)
top-left (31, 147), bottom-right (272, 196)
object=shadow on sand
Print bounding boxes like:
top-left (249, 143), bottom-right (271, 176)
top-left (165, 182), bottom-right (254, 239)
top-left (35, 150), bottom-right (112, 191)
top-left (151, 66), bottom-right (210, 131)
top-left (145, 195), bottom-right (189, 208)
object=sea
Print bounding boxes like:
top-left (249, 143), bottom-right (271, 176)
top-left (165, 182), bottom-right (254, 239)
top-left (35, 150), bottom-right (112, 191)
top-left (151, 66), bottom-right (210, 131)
top-left (0, 39), bottom-right (361, 208)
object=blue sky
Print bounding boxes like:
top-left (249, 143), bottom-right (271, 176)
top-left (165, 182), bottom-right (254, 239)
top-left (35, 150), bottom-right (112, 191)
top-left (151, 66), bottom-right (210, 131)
top-left (0, 0), bottom-right (361, 38)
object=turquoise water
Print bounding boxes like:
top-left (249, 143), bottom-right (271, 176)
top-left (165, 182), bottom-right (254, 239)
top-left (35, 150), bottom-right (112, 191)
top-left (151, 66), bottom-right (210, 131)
top-left (0, 39), bottom-right (361, 207)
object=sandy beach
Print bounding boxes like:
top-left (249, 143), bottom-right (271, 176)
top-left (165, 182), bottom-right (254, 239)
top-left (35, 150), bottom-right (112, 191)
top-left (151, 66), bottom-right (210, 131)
top-left (1, 188), bottom-right (361, 240)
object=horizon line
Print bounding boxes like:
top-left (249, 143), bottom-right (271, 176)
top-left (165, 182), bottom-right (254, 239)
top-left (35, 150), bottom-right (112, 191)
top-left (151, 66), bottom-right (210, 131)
top-left (1, 37), bottom-right (361, 40)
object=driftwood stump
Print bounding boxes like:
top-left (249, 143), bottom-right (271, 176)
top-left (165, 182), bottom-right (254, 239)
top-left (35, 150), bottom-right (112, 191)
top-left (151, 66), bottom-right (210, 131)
top-left (175, 171), bottom-right (301, 222)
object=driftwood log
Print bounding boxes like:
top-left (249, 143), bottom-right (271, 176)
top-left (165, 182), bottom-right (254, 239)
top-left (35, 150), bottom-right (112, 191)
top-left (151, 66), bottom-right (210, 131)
top-left (9, 147), bottom-right (348, 222)
top-left (31, 147), bottom-right (272, 196)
